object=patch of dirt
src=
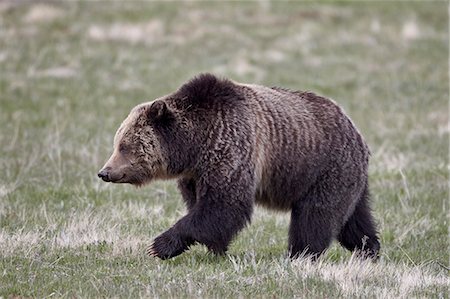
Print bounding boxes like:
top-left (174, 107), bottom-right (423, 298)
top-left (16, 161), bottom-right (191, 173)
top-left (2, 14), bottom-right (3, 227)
top-left (402, 20), bottom-right (420, 41)
top-left (87, 20), bottom-right (164, 44)
top-left (33, 67), bottom-right (78, 79)
top-left (23, 4), bottom-right (65, 23)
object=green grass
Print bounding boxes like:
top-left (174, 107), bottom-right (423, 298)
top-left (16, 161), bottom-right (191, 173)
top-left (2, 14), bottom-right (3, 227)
top-left (0, 1), bottom-right (448, 298)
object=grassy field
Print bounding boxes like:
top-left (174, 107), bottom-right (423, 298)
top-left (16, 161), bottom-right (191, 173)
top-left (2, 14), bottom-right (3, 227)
top-left (0, 1), bottom-right (448, 298)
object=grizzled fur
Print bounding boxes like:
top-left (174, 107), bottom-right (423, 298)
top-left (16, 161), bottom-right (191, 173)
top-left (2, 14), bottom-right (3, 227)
top-left (99, 73), bottom-right (380, 260)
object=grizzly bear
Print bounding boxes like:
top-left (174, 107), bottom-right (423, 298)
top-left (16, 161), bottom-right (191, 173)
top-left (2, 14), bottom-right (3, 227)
top-left (98, 73), bottom-right (380, 260)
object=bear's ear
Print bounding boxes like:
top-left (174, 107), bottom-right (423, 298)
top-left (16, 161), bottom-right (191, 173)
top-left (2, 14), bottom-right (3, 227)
top-left (147, 100), bottom-right (172, 123)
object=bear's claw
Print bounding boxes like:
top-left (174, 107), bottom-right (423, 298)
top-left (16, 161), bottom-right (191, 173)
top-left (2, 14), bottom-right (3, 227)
top-left (146, 243), bottom-right (158, 257)
top-left (146, 230), bottom-right (190, 260)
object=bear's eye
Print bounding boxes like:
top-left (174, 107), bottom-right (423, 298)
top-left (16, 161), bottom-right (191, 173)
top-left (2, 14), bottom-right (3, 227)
top-left (119, 143), bottom-right (129, 153)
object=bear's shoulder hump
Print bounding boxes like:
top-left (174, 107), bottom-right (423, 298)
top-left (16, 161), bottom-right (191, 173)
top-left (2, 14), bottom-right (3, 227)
top-left (177, 73), bottom-right (242, 107)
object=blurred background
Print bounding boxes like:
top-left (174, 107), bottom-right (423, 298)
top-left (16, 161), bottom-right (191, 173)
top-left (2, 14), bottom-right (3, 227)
top-left (0, 1), bottom-right (448, 297)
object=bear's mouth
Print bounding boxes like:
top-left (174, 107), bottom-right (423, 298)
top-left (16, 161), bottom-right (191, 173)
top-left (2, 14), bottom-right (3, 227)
top-left (110, 173), bottom-right (126, 183)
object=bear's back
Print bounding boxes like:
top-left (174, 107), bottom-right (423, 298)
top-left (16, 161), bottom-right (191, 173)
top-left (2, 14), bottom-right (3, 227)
top-left (172, 74), bottom-right (369, 210)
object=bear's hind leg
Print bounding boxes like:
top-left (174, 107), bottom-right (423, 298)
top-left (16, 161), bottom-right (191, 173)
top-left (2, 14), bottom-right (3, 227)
top-left (288, 201), bottom-right (334, 259)
top-left (337, 187), bottom-right (380, 259)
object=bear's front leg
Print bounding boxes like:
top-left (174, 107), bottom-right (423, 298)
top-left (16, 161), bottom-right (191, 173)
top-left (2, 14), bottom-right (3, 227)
top-left (149, 171), bottom-right (254, 259)
top-left (147, 228), bottom-right (194, 259)
top-left (177, 178), bottom-right (197, 212)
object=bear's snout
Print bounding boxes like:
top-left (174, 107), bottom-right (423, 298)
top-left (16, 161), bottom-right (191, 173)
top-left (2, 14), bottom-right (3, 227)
top-left (98, 166), bottom-right (127, 183)
top-left (98, 168), bottom-right (111, 182)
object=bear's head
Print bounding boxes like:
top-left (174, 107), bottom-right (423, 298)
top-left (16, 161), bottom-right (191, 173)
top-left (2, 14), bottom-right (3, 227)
top-left (98, 98), bottom-right (196, 186)
top-left (98, 73), bottom-right (242, 186)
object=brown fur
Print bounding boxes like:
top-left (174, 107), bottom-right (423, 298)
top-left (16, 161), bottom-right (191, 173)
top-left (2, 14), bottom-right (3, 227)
top-left (99, 73), bottom-right (380, 260)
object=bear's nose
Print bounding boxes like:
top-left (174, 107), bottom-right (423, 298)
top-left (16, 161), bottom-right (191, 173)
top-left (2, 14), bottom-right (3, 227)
top-left (98, 169), bottom-right (111, 182)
